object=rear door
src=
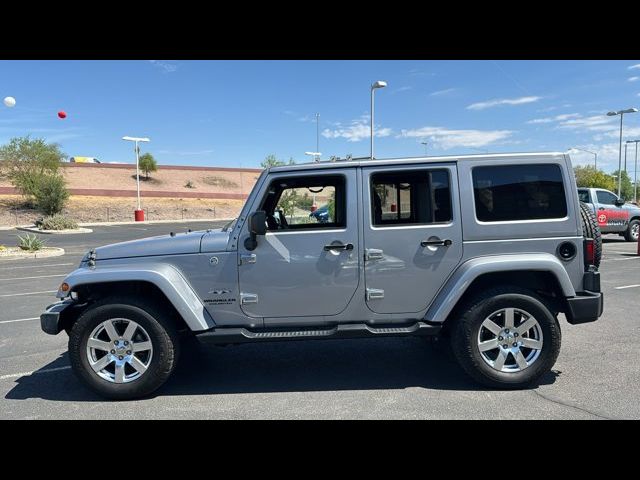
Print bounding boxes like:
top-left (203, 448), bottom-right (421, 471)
top-left (362, 163), bottom-right (463, 314)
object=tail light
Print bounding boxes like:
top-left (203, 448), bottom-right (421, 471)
top-left (584, 238), bottom-right (595, 269)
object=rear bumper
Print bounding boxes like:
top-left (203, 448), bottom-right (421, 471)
top-left (565, 291), bottom-right (603, 325)
top-left (40, 300), bottom-right (75, 335)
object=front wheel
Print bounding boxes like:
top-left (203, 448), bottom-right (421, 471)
top-left (68, 298), bottom-right (180, 400)
top-left (624, 219), bottom-right (639, 242)
top-left (450, 287), bottom-right (561, 389)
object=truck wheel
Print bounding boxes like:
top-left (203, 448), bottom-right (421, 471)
top-left (579, 201), bottom-right (602, 268)
top-left (450, 287), bottom-right (561, 389)
top-left (624, 219), bottom-right (639, 242)
top-left (68, 297), bottom-right (180, 400)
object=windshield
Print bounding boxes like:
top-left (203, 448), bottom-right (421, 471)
top-left (221, 218), bottom-right (237, 232)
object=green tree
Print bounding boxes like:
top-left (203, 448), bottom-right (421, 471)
top-left (0, 136), bottom-right (64, 200)
top-left (138, 153), bottom-right (158, 179)
top-left (261, 154), bottom-right (295, 169)
top-left (33, 174), bottom-right (69, 215)
top-left (574, 165), bottom-right (616, 192)
top-left (611, 169), bottom-right (634, 201)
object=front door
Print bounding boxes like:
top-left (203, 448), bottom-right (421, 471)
top-left (237, 168), bottom-right (360, 321)
top-left (595, 190), bottom-right (629, 233)
top-left (362, 164), bottom-right (462, 314)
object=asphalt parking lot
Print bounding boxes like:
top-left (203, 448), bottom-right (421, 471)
top-left (1, 223), bottom-right (639, 419)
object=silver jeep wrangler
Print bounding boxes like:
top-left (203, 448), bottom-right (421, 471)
top-left (41, 153), bottom-right (604, 399)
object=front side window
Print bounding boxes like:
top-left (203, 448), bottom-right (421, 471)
top-left (596, 190), bottom-right (618, 205)
top-left (473, 164), bottom-right (567, 222)
top-left (260, 175), bottom-right (345, 231)
top-left (370, 170), bottom-right (452, 226)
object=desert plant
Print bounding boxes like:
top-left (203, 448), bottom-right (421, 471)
top-left (185, 180), bottom-right (195, 189)
top-left (139, 153), bottom-right (158, 179)
top-left (0, 245), bottom-right (6, 251)
top-left (39, 214), bottom-right (78, 230)
top-left (202, 176), bottom-right (238, 188)
top-left (17, 233), bottom-right (45, 251)
top-left (32, 174), bottom-right (69, 215)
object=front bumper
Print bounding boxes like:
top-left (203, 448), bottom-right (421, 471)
top-left (565, 291), bottom-right (603, 325)
top-left (40, 300), bottom-right (76, 335)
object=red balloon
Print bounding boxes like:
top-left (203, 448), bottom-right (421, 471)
top-left (57, 111), bottom-right (67, 119)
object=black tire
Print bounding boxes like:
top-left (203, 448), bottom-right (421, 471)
top-left (68, 297), bottom-right (180, 400)
top-left (579, 201), bottom-right (602, 268)
top-left (450, 287), bottom-right (561, 389)
top-left (624, 218), bottom-right (640, 242)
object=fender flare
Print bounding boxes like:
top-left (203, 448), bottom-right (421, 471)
top-left (425, 253), bottom-right (577, 324)
top-left (57, 263), bottom-right (215, 331)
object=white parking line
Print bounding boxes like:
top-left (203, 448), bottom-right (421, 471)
top-left (0, 263), bottom-right (73, 270)
top-left (0, 290), bottom-right (56, 298)
top-left (615, 284), bottom-right (640, 290)
top-left (0, 274), bottom-right (66, 281)
top-left (0, 366), bottom-right (71, 381)
top-left (0, 317), bottom-right (39, 324)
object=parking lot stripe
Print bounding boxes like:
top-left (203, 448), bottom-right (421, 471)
top-left (0, 290), bottom-right (57, 298)
top-left (0, 317), bottom-right (39, 324)
top-left (0, 366), bottom-right (71, 381)
top-left (0, 263), bottom-right (73, 270)
top-left (0, 274), bottom-right (66, 281)
top-left (615, 284), bottom-right (640, 290)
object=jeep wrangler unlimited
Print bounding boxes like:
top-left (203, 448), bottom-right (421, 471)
top-left (41, 153), bottom-right (603, 399)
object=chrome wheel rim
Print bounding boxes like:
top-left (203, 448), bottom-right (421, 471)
top-left (477, 308), bottom-right (543, 373)
top-left (632, 223), bottom-right (639, 240)
top-left (86, 318), bottom-right (153, 384)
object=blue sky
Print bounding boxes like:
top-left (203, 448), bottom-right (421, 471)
top-left (2, 60), bottom-right (640, 172)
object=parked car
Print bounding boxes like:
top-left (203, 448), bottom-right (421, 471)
top-left (578, 187), bottom-right (640, 242)
top-left (41, 152), bottom-right (603, 399)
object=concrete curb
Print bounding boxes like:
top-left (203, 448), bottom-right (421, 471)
top-left (0, 247), bottom-right (65, 260)
top-left (16, 226), bottom-right (93, 235)
top-left (76, 218), bottom-right (235, 227)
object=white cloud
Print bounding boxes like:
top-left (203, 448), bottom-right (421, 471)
top-left (398, 126), bottom-right (513, 149)
top-left (628, 64), bottom-right (640, 70)
top-left (628, 76), bottom-right (639, 82)
top-left (149, 60), bottom-right (178, 73)
top-left (527, 113), bottom-right (580, 124)
top-left (467, 96), bottom-right (542, 110)
top-left (558, 114), bottom-right (617, 132)
top-left (322, 116), bottom-right (390, 142)
top-left (429, 88), bottom-right (456, 96)
top-left (392, 86), bottom-right (412, 94)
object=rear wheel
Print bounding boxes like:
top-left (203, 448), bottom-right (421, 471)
top-left (451, 287), bottom-right (561, 389)
top-left (68, 297), bottom-right (180, 400)
top-left (624, 219), bottom-right (639, 242)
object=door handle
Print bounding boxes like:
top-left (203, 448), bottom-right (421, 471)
top-left (323, 243), bottom-right (354, 251)
top-left (598, 207), bottom-right (605, 210)
top-left (420, 239), bottom-right (452, 247)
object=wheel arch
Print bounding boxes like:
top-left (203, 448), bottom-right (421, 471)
top-left (425, 254), bottom-right (576, 325)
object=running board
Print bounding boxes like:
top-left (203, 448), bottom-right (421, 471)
top-left (195, 321), bottom-right (441, 345)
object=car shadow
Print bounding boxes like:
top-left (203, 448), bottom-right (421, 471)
top-left (4, 337), bottom-right (559, 402)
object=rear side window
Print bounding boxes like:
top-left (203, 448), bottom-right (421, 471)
top-left (473, 164), bottom-right (567, 222)
top-left (371, 170), bottom-right (452, 226)
top-left (578, 190), bottom-right (590, 203)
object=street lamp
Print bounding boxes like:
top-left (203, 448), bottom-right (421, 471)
top-left (122, 136), bottom-right (150, 221)
top-left (570, 147), bottom-right (598, 170)
top-left (421, 141), bottom-right (428, 155)
top-left (315, 113), bottom-right (320, 154)
top-left (370, 80), bottom-right (387, 159)
top-left (627, 140), bottom-right (640, 203)
top-left (607, 108), bottom-right (638, 197)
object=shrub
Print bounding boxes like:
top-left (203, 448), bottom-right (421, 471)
top-left (17, 233), bottom-right (45, 251)
top-left (39, 214), bottom-right (78, 230)
top-left (32, 174), bottom-right (69, 215)
top-left (202, 176), bottom-right (238, 188)
top-left (185, 180), bottom-right (195, 189)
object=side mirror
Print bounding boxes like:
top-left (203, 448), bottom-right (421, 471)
top-left (615, 198), bottom-right (625, 207)
top-left (244, 210), bottom-right (266, 250)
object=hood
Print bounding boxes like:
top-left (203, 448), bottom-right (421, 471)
top-left (95, 230), bottom-right (208, 260)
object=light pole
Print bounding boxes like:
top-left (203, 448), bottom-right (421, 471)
top-left (315, 113), bottom-right (320, 154)
top-left (627, 140), bottom-right (640, 202)
top-left (607, 108), bottom-right (638, 197)
top-left (421, 141), bottom-right (428, 156)
top-left (122, 136), bottom-right (150, 221)
top-left (370, 80), bottom-right (387, 159)
top-left (570, 147), bottom-right (597, 170)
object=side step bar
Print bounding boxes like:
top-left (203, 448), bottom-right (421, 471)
top-left (196, 321), bottom-right (441, 345)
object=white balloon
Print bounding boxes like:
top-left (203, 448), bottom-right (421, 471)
top-left (3, 97), bottom-right (16, 108)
